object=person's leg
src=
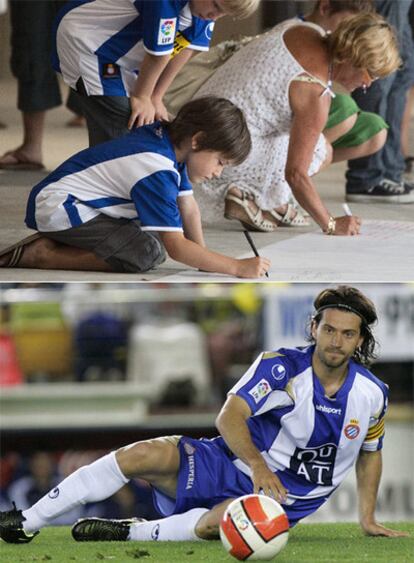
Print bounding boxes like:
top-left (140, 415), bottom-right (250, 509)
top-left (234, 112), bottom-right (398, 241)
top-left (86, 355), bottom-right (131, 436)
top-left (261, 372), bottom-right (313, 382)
top-left (20, 437), bottom-right (181, 535)
top-left (75, 80), bottom-right (131, 146)
top-left (126, 498), bottom-right (232, 542)
top-left (381, 22), bottom-right (414, 182)
top-left (0, 217), bottom-right (167, 273)
top-left (72, 501), bottom-right (230, 543)
top-left (332, 129), bottom-right (387, 163)
top-left (401, 86), bottom-right (414, 159)
top-left (65, 89), bottom-right (86, 128)
top-left (0, 237), bottom-right (113, 271)
top-left (346, 0), bottom-right (414, 194)
top-left (0, 1), bottom-right (63, 167)
top-left (324, 114), bottom-right (358, 145)
top-left (0, 112), bottom-right (47, 168)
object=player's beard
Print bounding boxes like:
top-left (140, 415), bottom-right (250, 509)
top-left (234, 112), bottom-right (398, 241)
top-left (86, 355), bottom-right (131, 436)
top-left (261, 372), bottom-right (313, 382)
top-left (316, 347), bottom-right (351, 369)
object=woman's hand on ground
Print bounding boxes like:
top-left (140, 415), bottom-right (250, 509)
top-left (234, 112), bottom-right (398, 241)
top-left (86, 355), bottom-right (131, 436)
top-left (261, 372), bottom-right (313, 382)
top-left (333, 215), bottom-right (362, 236)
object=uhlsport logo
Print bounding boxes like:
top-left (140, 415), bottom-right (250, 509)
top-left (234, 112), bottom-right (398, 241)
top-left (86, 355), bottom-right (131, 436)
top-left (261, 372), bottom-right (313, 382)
top-left (248, 378), bottom-right (272, 403)
top-left (48, 487), bottom-right (60, 499)
top-left (158, 18), bottom-right (176, 45)
top-left (344, 419), bottom-right (360, 440)
top-left (271, 363), bottom-right (286, 381)
top-left (205, 22), bottom-right (215, 41)
top-left (315, 404), bottom-right (342, 415)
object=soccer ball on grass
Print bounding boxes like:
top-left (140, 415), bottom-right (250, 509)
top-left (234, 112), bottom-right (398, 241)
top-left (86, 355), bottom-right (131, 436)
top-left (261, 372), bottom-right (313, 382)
top-left (219, 494), bottom-right (289, 561)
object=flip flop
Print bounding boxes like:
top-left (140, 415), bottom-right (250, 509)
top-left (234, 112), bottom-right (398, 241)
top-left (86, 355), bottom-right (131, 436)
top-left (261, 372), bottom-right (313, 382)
top-left (0, 151), bottom-right (45, 171)
top-left (0, 233), bottom-right (41, 267)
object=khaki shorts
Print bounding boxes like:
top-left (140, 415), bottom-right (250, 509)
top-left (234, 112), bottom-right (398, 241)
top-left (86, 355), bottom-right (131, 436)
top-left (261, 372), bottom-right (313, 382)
top-left (44, 215), bottom-right (166, 273)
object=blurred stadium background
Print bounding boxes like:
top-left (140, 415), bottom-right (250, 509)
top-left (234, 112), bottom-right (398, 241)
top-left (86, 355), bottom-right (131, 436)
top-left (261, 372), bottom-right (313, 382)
top-left (0, 282), bottom-right (413, 526)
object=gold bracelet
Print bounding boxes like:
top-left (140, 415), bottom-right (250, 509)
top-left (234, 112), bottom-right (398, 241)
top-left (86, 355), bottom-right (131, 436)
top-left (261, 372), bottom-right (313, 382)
top-left (325, 216), bottom-right (336, 235)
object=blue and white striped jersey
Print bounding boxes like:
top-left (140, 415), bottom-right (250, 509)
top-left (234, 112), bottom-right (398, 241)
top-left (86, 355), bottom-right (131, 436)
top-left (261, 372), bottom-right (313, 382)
top-left (53, 0), bottom-right (215, 95)
top-left (25, 122), bottom-right (193, 233)
top-left (219, 345), bottom-right (388, 502)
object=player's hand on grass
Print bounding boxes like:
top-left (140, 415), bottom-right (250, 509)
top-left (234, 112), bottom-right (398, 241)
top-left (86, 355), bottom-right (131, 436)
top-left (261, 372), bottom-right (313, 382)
top-left (361, 521), bottom-right (410, 537)
top-left (129, 95), bottom-right (155, 128)
top-left (152, 97), bottom-right (170, 122)
top-left (236, 257), bottom-right (270, 278)
top-left (333, 215), bottom-right (361, 236)
top-left (251, 460), bottom-right (288, 503)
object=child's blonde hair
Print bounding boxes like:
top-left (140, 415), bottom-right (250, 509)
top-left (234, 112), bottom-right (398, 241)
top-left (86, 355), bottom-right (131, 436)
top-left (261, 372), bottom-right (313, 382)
top-left (328, 12), bottom-right (401, 78)
top-left (221, 0), bottom-right (260, 19)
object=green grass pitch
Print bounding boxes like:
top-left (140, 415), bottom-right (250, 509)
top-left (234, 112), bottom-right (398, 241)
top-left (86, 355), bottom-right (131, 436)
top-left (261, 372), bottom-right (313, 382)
top-left (0, 522), bottom-right (413, 562)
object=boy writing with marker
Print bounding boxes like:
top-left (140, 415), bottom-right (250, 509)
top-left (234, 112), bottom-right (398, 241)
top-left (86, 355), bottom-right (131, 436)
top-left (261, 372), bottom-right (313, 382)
top-left (0, 98), bottom-right (270, 279)
top-left (53, 0), bottom-right (260, 146)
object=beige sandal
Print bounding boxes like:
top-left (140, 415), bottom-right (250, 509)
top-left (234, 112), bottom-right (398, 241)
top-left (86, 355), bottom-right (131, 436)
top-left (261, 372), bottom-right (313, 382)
top-left (269, 204), bottom-right (311, 227)
top-left (224, 190), bottom-right (277, 232)
top-left (0, 234), bottom-right (41, 268)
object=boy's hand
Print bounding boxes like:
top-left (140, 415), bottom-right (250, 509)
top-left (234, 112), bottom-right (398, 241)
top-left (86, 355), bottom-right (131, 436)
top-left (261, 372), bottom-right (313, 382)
top-left (152, 97), bottom-right (170, 122)
top-left (236, 257), bottom-right (270, 278)
top-left (129, 95), bottom-right (155, 128)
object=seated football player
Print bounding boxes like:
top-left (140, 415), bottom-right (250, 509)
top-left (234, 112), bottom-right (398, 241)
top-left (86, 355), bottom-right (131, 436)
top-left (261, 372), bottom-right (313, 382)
top-left (0, 286), bottom-right (408, 544)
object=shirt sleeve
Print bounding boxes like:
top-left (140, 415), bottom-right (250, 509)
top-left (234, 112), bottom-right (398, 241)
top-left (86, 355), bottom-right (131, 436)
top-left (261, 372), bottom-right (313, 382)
top-left (181, 18), bottom-right (215, 52)
top-left (130, 169), bottom-right (183, 231)
top-left (177, 163), bottom-right (193, 196)
top-left (361, 385), bottom-right (388, 452)
top-left (228, 351), bottom-right (291, 414)
top-left (140, 0), bottom-right (181, 56)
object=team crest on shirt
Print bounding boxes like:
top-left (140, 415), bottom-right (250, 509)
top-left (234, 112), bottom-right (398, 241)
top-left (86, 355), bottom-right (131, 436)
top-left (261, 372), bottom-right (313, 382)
top-left (158, 18), bottom-right (177, 45)
top-left (344, 419), bottom-right (360, 440)
top-left (205, 22), bottom-right (215, 41)
top-left (271, 363), bottom-right (286, 381)
top-left (248, 378), bottom-right (272, 403)
top-left (102, 63), bottom-right (120, 78)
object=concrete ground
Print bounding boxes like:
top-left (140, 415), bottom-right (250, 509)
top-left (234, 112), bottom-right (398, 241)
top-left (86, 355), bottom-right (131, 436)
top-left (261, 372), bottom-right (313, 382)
top-left (0, 79), bottom-right (413, 282)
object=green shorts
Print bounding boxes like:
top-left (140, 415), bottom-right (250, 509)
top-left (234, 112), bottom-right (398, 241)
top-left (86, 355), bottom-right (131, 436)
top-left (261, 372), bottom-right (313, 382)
top-left (325, 93), bottom-right (388, 149)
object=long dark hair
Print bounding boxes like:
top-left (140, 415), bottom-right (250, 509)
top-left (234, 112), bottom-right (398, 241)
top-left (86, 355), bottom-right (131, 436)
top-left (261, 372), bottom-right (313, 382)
top-left (307, 286), bottom-right (379, 366)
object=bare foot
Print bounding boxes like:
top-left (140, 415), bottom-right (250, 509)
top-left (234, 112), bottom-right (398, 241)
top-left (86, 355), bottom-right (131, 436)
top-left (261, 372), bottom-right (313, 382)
top-left (66, 115), bottom-right (86, 128)
top-left (0, 148), bottom-right (44, 170)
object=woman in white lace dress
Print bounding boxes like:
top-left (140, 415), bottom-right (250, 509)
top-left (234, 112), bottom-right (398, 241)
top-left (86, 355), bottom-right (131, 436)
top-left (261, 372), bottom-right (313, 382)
top-left (191, 11), bottom-right (400, 236)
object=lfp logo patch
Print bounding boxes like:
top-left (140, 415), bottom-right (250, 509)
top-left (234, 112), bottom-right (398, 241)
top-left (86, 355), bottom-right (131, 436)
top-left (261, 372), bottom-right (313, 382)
top-left (248, 378), bottom-right (272, 403)
top-left (158, 18), bottom-right (176, 45)
top-left (344, 419), bottom-right (360, 440)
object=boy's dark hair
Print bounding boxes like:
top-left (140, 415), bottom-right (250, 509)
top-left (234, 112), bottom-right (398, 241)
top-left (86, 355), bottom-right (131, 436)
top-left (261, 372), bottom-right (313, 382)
top-left (165, 97), bottom-right (251, 166)
top-left (307, 285), bottom-right (378, 366)
top-left (315, 0), bottom-right (374, 14)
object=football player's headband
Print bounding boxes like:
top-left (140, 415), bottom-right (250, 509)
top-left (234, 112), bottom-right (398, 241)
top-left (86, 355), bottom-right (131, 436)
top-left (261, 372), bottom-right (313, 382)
top-left (315, 304), bottom-right (368, 326)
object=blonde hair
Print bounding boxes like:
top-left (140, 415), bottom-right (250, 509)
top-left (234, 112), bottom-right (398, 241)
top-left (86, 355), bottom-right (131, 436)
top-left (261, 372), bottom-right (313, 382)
top-left (328, 12), bottom-right (401, 78)
top-left (221, 0), bottom-right (260, 19)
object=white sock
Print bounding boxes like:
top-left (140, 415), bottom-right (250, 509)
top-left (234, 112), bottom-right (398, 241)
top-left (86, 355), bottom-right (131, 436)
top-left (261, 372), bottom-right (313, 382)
top-left (22, 452), bottom-right (129, 533)
top-left (128, 508), bottom-right (208, 541)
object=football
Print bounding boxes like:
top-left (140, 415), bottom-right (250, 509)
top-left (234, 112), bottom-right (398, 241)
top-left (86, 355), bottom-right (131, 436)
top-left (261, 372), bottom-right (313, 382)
top-left (219, 494), bottom-right (289, 561)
